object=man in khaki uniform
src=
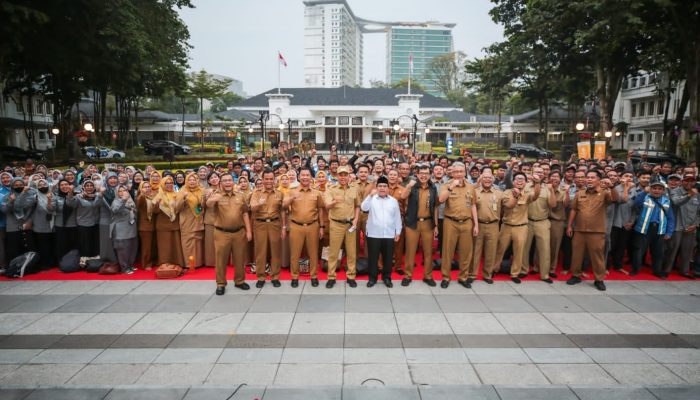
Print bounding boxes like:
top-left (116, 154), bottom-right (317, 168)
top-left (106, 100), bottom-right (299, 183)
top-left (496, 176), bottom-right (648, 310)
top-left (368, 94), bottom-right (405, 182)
top-left (250, 169), bottom-right (286, 288)
top-left (401, 165), bottom-right (438, 286)
top-left (353, 165), bottom-right (373, 257)
top-left (566, 170), bottom-right (618, 291)
top-left (470, 167), bottom-right (503, 284)
top-left (438, 161), bottom-right (479, 289)
top-left (283, 167), bottom-right (326, 288)
top-left (548, 170), bottom-right (569, 277)
top-left (521, 166), bottom-right (558, 282)
top-left (491, 172), bottom-right (541, 284)
top-left (324, 165), bottom-right (360, 288)
top-left (387, 169), bottom-right (407, 274)
top-left (206, 174), bottom-right (253, 295)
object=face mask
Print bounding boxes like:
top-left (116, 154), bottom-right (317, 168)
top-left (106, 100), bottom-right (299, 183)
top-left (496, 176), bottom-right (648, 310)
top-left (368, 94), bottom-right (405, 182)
top-left (38, 187), bottom-right (49, 194)
top-left (13, 187), bottom-right (23, 193)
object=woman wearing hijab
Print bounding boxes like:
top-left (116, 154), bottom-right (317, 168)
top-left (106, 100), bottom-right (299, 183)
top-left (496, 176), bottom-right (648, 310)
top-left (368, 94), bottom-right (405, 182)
top-left (203, 172), bottom-right (220, 267)
top-left (238, 175), bottom-right (253, 198)
top-left (197, 166), bottom-right (210, 188)
top-left (2, 178), bottom-right (31, 264)
top-left (0, 172), bottom-right (12, 268)
top-left (18, 177), bottom-right (55, 270)
top-left (111, 185), bottom-right (138, 274)
top-left (175, 172), bottom-right (205, 269)
top-left (174, 172), bottom-right (186, 191)
top-left (76, 180), bottom-right (102, 257)
top-left (136, 181), bottom-right (157, 270)
top-left (129, 171), bottom-right (144, 200)
top-left (98, 173), bottom-right (118, 262)
top-left (151, 175), bottom-right (185, 267)
top-left (52, 179), bottom-right (79, 260)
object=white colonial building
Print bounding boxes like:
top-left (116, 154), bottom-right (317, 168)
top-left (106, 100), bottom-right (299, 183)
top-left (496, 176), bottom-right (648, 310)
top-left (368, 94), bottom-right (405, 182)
top-left (0, 92), bottom-right (56, 150)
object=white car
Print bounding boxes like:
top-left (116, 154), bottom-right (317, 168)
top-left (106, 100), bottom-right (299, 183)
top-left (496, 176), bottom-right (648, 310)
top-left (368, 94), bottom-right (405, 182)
top-left (84, 146), bottom-right (125, 159)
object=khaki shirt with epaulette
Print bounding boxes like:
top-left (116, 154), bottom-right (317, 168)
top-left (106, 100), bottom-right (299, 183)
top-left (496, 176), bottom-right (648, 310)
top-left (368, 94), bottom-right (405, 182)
top-left (502, 188), bottom-right (533, 226)
top-left (475, 186), bottom-right (504, 223)
top-left (250, 188), bottom-right (284, 220)
top-left (324, 183), bottom-right (359, 221)
top-left (417, 186), bottom-right (432, 218)
top-left (439, 179), bottom-right (476, 220)
top-left (213, 190), bottom-right (249, 229)
top-left (549, 186), bottom-right (567, 221)
top-left (353, 180), bottom-right (373, 203)
top-left (571, 188), bottom-right (612, 233)
top-left (389, 184), bottom-right (407, 216)
top-left (288, 187), bottom-right (325, 223)
top-left (526, 182), bottom-right (550, 221)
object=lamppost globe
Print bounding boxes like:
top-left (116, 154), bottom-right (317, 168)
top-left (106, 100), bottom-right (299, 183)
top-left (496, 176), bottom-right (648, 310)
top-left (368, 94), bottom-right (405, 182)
top-left (424, 128), bottom-right (430, 134)
top-left (393, 124), bottom-right (400, 131)
top-left (51, 128), bottom-right (59, 135)
top-left (84, 123), bottom-right (93, 132)
top-left (575, 123), bottom-right (585, 131)
top-left (615, 131), bottom-right (621, 137)
top-left (604, 131), bottom-right (613, 138)
top-left (279, 123), bottom-right (285, 130)
top-left (248, 127), bottom-right (253, 133)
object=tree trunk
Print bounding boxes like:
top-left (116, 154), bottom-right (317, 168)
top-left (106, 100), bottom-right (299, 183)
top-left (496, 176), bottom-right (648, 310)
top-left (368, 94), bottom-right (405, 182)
top-left (663, 80), bottom-right (674, 152)
top-left (690, 42), bottom-right (700, 163)
top-left (100, 88), bottom-right (107, 146)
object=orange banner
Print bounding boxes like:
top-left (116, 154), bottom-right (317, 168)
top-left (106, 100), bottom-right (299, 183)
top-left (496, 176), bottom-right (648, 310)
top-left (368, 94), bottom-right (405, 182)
top-left (594, 141), bottom-right (606, 160)
top-left (577, 142), bottom-right (591, 160)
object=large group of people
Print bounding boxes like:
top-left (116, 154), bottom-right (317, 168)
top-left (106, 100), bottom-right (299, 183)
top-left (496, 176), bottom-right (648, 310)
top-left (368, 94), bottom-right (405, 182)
top-left (1, 146), bottom-right (698, 294)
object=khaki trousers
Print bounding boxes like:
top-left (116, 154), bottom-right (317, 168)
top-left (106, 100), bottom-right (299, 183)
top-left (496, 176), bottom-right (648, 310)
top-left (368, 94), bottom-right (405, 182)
top-left (522, 219), bottom-right (551, 279)
top-left (571, 231), bottom-right (606, 281)
top-left (214, 229), bottom-right (246, 287)
top-left (549, 219), bottom-right (566, 272)
top-left (492, 224), bottom-right (528, 278)
top-left (327, 221), bottom-right (357, 280)
top-left (404, 220), bottom-right (434, 279)
top-left (253, 220), bottom-right (282, 280)
top-left (470, 222), bottom-right (499, 279)
top-left (393, 226), bottom-right (405, 271)
top-left (138, 230), bottom-right (156, 269)
top-left (440, 218), bottom-right (474, 281)
top-left (289, 222), bottom-right (320, 279)
top-left (356, 212), bottom-right (368, 257)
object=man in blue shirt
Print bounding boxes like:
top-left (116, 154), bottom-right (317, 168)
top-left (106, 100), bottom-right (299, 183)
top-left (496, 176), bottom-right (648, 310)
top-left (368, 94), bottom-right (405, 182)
top-left (631, 179), bottom-right (675, 277)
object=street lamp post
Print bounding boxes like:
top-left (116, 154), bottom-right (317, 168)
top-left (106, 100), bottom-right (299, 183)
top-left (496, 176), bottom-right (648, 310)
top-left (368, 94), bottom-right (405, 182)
top-left (51, 128), bottom-right (59, 161)
top-left (393, 114), bottom-right (428, 154)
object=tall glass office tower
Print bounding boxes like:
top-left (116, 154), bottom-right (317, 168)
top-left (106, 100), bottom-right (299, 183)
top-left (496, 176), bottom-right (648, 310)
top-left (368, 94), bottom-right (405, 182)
top-left (386, 24), bottom-right (454, 97)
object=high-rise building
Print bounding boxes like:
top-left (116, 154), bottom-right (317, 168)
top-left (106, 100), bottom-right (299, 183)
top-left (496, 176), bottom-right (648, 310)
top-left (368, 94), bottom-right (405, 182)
top-left (386, 23), bottom-right (454, 97)
top-left (304, 0), bottom-right (363, 88)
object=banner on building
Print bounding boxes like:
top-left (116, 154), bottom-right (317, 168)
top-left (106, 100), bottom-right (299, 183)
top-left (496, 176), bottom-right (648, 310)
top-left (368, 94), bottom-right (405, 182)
top-left (577, 142), bottom-right (591, 160)
top-left (594, 141), bottom-right (606, 160)
top-left (415, 141), bottom-right (432, 154)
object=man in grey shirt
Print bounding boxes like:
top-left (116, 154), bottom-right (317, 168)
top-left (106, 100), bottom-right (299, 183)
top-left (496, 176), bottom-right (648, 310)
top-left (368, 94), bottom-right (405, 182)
top-left (666, 174), bottom-right (700, 278)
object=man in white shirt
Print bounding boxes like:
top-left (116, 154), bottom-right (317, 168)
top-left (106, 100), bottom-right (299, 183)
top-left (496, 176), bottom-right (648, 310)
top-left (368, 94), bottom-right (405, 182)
top-left (360, 176), bottom-right (402, 287)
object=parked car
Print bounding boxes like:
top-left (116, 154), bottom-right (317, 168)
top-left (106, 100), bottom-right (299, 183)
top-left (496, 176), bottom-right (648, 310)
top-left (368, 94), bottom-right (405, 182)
top-left (629, 150), bottom-right (685, 166)
top-left (143, 140), bottom-right (192, 155)
top-left (0, 146), bottom-right (45, 162)
top-left (508, 143), bottom-right (555, 159)
top-left (82, 146), bottom-right (125, 159)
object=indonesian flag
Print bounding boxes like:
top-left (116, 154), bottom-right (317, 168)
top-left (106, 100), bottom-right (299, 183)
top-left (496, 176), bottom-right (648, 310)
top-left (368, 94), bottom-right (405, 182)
top-left (278, 51), bottom-right (287, 67)
top-left (409, 51), bottom-right (413, 74)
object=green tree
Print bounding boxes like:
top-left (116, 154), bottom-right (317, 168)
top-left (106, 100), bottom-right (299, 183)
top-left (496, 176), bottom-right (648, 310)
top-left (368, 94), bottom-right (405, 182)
top-left (187, 69), bottom-right (232, 148)
top-left (210, 91), bottom-right (244, 112)
top-left (390, 78), bottom-right (425, 92)
top-left (423, 51), bottom-right (467, 97)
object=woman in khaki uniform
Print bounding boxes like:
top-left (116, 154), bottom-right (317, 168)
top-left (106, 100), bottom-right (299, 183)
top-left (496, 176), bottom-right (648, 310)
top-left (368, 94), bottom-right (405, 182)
top-left (175, 172), bottom-right (205, 269)
top-left (238, 175), bottom-right (254, 268)
top-left (151, 175), bottom-right (185, 267)
top-left (278, 173), bottom-right (292, 268)
top-left (314, 170), bottom-right (331, 251)
top-left (203, 172), bottom-right (220, 267)
top-left (136, 181), bottom-right (157, 270)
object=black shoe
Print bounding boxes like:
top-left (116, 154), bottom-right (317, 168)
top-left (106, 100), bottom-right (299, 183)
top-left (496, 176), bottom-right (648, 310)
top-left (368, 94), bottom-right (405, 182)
top-left (347, 279), bottom-right (357, 288)
top-left (594, 280), bottom-right (606, 291)
top-left (440, 280), bottom-right (449, 288)
top-left (458, 280), bottom-right (472, 289)
top-left (528, 269), bottom-right (538, 275)
top-left (401, 278), bottom-right (411, 286)
top-left (367, 280), bottom-right (376, 288)
top-left (517, 273), bottom-right (527, 278)
top-left (541, 278), bottom-right (553, 284)
top-left (423, 278), bottom-right (436, 287)
top-left (271, 280), bottom-right (281, 288)
top-left (466, 278), bottom-right (475, 284)
top-left (629, 270), bottom-right (639, 276)
top-left (511, 277), bottom-right (521, 284)
top-left (326, 279), bottom-right (336, 288)
top-left (215, 286), bottom-right (225, 296)
top-left (549, 272), bottom-right (558, 279)
top-left (291, 279), bottom-right (299, 288)
top-left (483, 277), bottom-right (494, 284)
top-left (566, 276), bottom-right (582, 285)
top-left (234, 283), bottom-right (250, 290)
top-left (395, 269), bottom-right (405, 275)
top-left (383, 279), bottom-right (393, 288)
top-left (311, 278), bottom-right (319, 287)
top-left (680, 273), bottom-right (696, 279)
top-left (255, 280), bottom-right (265, 289)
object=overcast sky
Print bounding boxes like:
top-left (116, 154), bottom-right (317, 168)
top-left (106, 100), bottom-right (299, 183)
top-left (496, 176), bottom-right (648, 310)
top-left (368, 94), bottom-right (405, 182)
top-left (179, 0), bottom-right (503, 96)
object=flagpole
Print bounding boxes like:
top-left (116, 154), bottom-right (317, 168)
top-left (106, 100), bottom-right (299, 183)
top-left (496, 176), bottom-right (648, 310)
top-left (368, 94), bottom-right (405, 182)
top-left (277, 51), bottom-right (281, 94)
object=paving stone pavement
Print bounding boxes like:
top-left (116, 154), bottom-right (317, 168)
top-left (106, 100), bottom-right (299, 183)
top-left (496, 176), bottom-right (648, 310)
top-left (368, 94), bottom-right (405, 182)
top-left (0, 279), bottom-right (699, 398)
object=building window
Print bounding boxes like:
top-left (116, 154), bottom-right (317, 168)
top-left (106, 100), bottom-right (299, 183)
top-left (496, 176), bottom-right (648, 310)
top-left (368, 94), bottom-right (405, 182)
top-left (352, 116), bottom-right (362, 125)
top-left (648, 101), bottom-right (654, 116)
top-left (35, 99), bottom-right (43, 115)
top-left (631, 103), bottom-right (637, 118)
top-left (631, 77), bottom-right (638, 88)
top-left (639, 103), bottom-right (645, 117)
top-left (338, 116), bottom-right (349, 125)
top-left (15, 100), bottom-right (23, 113)
top-left (325, 116), bottom-right (336, 125)
top-left (305, 120), bottom-right (316, 126)
top-left (372, 120), bottom-right (384, 127)
top-left (640, 76), bottom-right (646, 86)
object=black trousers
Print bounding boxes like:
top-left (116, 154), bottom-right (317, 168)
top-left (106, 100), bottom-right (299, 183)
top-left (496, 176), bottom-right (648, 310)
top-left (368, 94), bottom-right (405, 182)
top-left (5, 230), bottom-right (29, 265)
top-left (610, 226), bottom-right (632, 270)
top-left (78, 225), bottom-right (100, 257)
top-left (55, 226), bottom-right (79, 261)
top-left (32, 232), bottom-right (55, 270)
top-left (561, 234), bottom-right (572, 270)
top-left (632, 228), bottom-right (665, 274)
top-left (367, 237), bottom-right (394, 282)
